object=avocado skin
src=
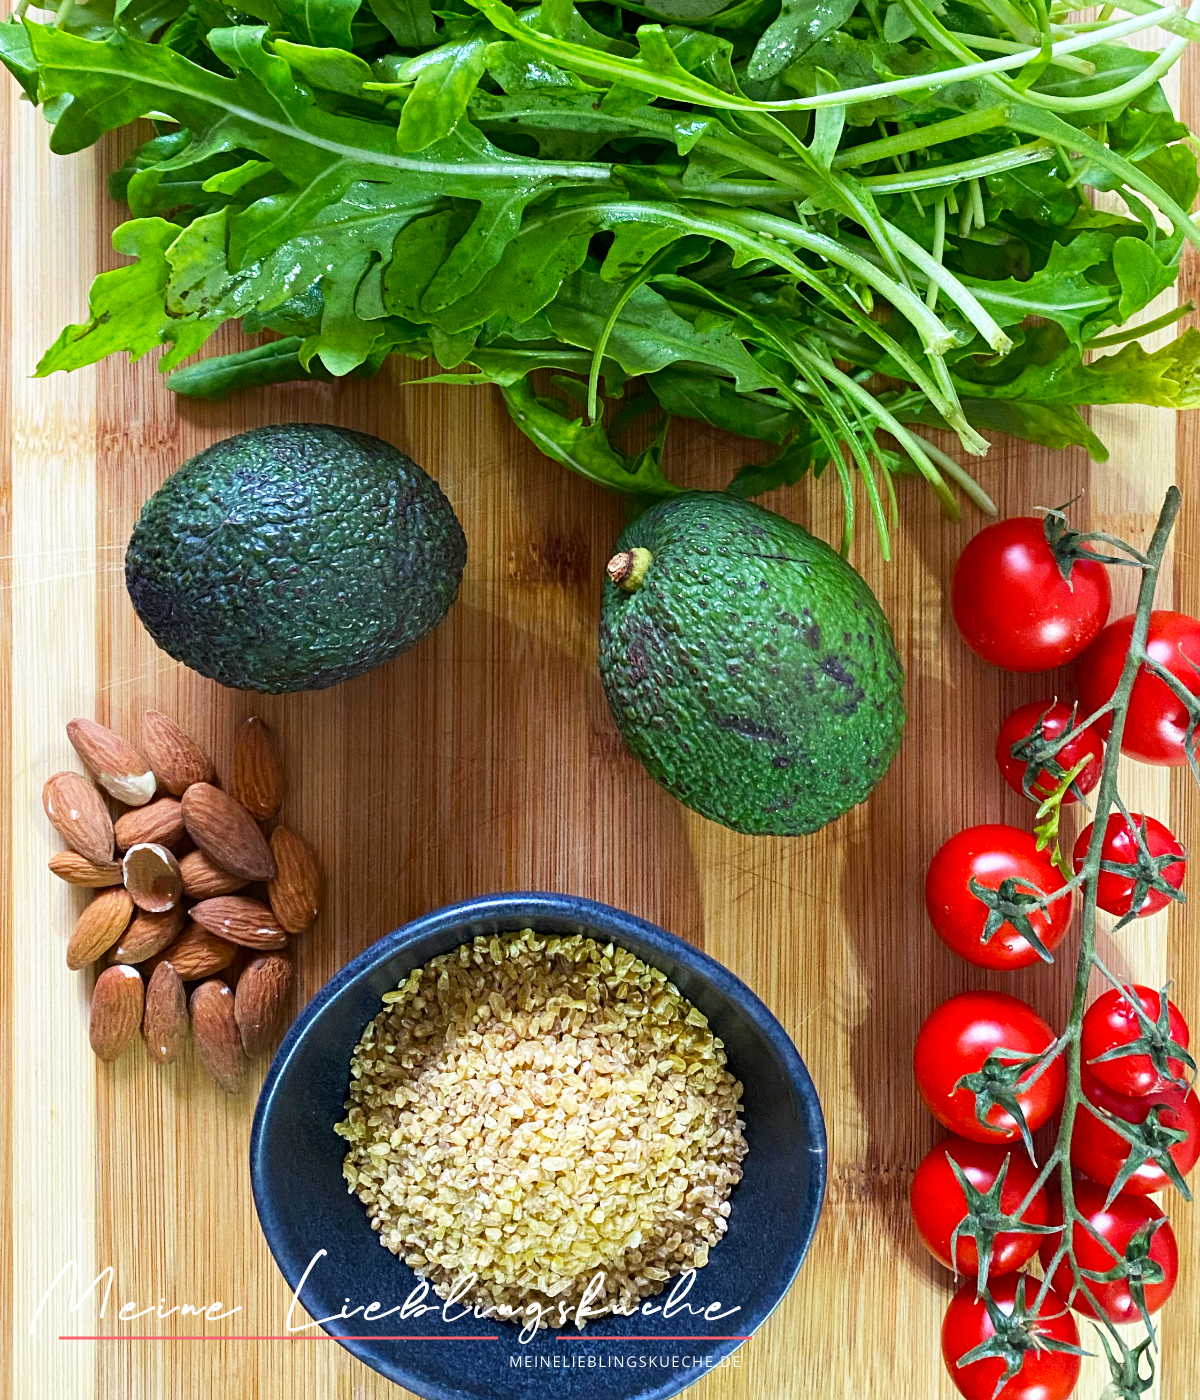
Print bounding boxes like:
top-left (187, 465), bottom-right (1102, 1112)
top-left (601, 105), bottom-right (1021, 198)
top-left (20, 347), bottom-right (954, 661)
top-left (126, 423), bottom-right (466, 693)
top-left (598, 493), bottom-right (905, 835)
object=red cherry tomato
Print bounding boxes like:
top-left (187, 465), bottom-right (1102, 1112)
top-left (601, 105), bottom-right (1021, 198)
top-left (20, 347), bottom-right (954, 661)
top-left (911, 1137), bottom-right (1050, 1275)
top-left (1040, 1181), bottom-right (1177, 1324)
top-left (952, 517), bottom-right (1111, 672)
top-left (1070, 1067), bottom-right (1200, 1196)
top-left (914, 992), bottom-right (1066, 1142)
top-left (1071, 813), bottom-right (1186, 919)
top-left (926, 825), bottom-right (1074, 970)
top-left (995, 702), bottom-right (1103, 804)
top-left (1081, 985), bottom-right (1191, 1097)
top-left (941, 1274), bottom-right (1081, 1400)
top-left (1077, 611), bottom-right (1200, 765)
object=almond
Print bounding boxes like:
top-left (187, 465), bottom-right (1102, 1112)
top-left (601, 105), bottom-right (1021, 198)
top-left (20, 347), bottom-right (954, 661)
top-left (141, 710), bottom-right (215, 796)
top-left (90, 964), bottom-right (145, 1062)
top-left (181, 784), bottom-right (276, 880)
top-left (189, 896), bottom-right (288, 951)
top-left (48, 851), bottom-right (123, 887)
top-left (267, 828), bottom-right (323, 934)
top-left (122, 842), bottom-right (183, 913)
top-left (190, 980), bottom-right (248, 1093)
top-left (179, 850), bottom-right (249, 900)
top-left (43, 772), bottom-right (114, 865)
top-left (143, 963), bottom-right (189, 1064)
top-left (66, 718), bottom-right (156, 807)
top-left (233, 717), bottom-right (285, 820)
top-left (234, 953), bottom-right (293, 1056)
top-left (155, 922), bottom-right (237, 980)
top-left (67, 887), bottom-right (135, 970)
top-left (114, 797), bottom-right (185, 852)
top-left (109, 905), bottom-right (185, 964)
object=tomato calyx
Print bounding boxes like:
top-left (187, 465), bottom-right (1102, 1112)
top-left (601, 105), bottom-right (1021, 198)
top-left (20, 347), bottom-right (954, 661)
top-left (1086, 979), bottom-right (1196, 1096)
top-left (955, 1274), bottom-right (1087, 1395)
top-left (1095, 1331), bottom-right (1154, 1400)
top-left (1080, 1098), bottom-right (1194, 1202)
top-left (967, 875), bottom-right (1061, 964)
top-left (1041, 503), bottom-right (1142, 582)
top-left (955, 1044), bottom-right (1061, 1158)
top-left (946, 1155), bottom-right (1057, 1295)
top-left (1007, 702), bottom-right (1092, 804)
top-left (1077, 1218), bottom-right (1169, 1336)
top-left (1097, 806), bottom-right (1188, 929)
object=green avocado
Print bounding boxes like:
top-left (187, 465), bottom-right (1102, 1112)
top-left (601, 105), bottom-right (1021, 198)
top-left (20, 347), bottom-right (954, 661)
top-left (598, 493), bottom-right (905, 835)
top-left (125, 423), bottom-right (466, 693)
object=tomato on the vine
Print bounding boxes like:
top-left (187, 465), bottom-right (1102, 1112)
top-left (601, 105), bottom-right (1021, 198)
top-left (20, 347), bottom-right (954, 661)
top-left (926, 825), bottom-right (1074, 970)
top-left (1081, 985), bottom-right (1191, 1097)
top-left (914, 992), bottom-right (1065, 1142)
top-left (941, 1274), bottom-right (1081, 1400)
top-left (951, 516), bottom-right (1111, 672)
top-left (1070, 1067), bottom-right (1200, 1196)
top-left (1071, 813), bottom-right (1186, 919)
top-left (995, 702), bottom-right (1103, 804)
top-left (1077, 611), bottom-right (1200, 765)
top-left (911, 1137), bottom-right (1050, 1275)
top-left (1040, 1181), bottom-right (1178, 1325)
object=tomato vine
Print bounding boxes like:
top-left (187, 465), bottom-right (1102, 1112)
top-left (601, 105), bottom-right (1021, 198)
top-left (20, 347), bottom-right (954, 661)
top-left (949, 487), bottom-right (1195, 1399)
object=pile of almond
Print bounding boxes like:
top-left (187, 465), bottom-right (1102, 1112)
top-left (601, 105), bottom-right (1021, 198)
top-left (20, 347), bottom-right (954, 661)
top-left (43, 713), bottom-right (322, 1094)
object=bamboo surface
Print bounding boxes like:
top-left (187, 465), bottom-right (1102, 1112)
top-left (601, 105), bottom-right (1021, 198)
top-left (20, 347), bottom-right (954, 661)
top-left (3, 38), bottom-right (1200, 1400)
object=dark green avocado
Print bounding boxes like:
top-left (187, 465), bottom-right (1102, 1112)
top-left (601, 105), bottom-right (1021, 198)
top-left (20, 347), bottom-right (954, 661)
top-left (598, 492), bottom-right (905, 835)
top-left (126, 423), bottom-right (466, 693)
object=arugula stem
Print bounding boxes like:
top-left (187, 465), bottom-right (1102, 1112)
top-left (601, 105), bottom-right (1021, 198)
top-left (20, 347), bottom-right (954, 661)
top-left (882, 220), bottom-right (1010, 353)
top-left (905, 433), bottom-right (998, 514)
top-left (993, 20), bottom-right (1195, 114)
top-left (948, 30), bottom-right (1096, 75)
top-left (860, 143), bottom-right (1054, 193)
top-left (832, 107), bottom-right (1011, 169)
top-left (471, 0), bottom-right (1181, 114)
top-left (926, 199), bottom-right (946, 311)
top-left (716, 207), bottom-right (961, 357)
top-left (1087, 303), bottom-right (1195, 347)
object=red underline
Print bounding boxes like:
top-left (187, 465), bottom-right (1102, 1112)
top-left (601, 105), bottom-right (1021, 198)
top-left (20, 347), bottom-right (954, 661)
top-left (59, 1333), bottom-right (748, 1343)
top-left (557, 1336), bottom-right (751, 1342)
top-left (59, 1335), bottom-right (499, 1342)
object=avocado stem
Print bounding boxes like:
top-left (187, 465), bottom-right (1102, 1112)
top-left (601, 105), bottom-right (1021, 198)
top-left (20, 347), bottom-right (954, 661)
top-left (606, 548), bottom-right (653, 593)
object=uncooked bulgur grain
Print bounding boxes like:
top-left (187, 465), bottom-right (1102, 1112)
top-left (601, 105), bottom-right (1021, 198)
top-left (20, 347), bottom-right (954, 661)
top-left (335, 929), bottom-right (747, 1325)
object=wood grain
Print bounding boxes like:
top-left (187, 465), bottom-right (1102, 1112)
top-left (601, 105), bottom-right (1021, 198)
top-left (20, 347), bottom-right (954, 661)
top-left (4, 48), bottom-right (1200, 1400)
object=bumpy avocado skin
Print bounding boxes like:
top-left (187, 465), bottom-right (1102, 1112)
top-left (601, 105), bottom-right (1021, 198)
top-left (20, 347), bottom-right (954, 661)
top-left (126, 423), bottom-right (467, 693)
top-left (598, 493), bottom-right (905, 835)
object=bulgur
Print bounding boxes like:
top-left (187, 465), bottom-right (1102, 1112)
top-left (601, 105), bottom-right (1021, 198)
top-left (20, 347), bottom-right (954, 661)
top-left (335, 929), bottom-right (747, 1324)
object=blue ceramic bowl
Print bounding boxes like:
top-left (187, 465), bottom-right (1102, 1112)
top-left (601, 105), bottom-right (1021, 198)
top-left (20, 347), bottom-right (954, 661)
top-left (250, 893), bottom-right (826, 1400)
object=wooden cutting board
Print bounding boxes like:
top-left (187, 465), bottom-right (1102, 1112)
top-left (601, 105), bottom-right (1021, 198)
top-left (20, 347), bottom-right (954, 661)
top-left (3, 41), bottom-right (1199, 1400)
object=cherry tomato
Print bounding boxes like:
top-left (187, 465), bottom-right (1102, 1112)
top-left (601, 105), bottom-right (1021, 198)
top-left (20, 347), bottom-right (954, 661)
top-left (1077, 611), bottom-right (1200, 765)
top-left (941, 1274), bottom-right (1081, 1400)
top-left (1070, 1067), bottom-right (1200, 1196)
top-left (911, 1137), bottom-right (1050, 1275)
top-left (1071, 813), bottom-right (1186, 919)
top-left (926, 825), bottom-right (1074, 970)
top-left (1040, 1181), bottom-right (1177, 1324)
top-left (952, 517), bottom-right (1111, 672)
top-left (1081, 985), bottom-right (1191, 1097)
top-left (995, 702), bottom-right (1103, 804)
top-left (914, 992), bottom-right (1066, 1142)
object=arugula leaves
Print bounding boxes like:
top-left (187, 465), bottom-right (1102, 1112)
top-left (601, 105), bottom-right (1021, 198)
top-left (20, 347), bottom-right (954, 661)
top-left (4, 0), bottom-right (1200, 553)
